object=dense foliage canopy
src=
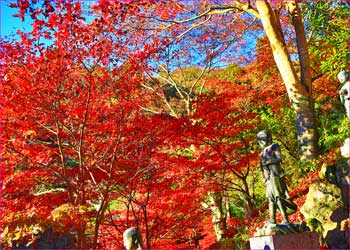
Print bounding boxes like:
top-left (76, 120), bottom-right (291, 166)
top-left (1, 0), bottom-right (349, 249)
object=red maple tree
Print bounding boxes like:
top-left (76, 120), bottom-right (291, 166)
top-left (2, 1), bottom-right (279, 249)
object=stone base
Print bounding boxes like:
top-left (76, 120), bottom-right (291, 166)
top-left (249, 232), bottom-right (319, 250)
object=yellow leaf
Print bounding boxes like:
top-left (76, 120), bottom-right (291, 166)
top-left (2, 226), bottom-right (9, 237)
top-left (14, 231), bottom-right (22, 241)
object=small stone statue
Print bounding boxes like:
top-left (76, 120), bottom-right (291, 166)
top-left (257, 130), bottom-right (297, 225)
top-left (338, 70), bottom-right (350, 121)
top-left (341, 138), bottom-right (350, 158)
top-left (123, 227), bottom-right (142, 250)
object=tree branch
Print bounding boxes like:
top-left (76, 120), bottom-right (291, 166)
top-left (233, 1), bottom-right (260, 18)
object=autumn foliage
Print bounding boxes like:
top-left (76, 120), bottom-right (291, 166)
top-left (1, 1), bottom-right (256, 248)
top-left (1, 0), bottom-right (349, 249)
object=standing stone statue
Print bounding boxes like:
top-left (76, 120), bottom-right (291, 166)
top-left (123, 227), bottom-right (142, 250)
top-left (338, 70), bottom-right (350, 121)
top-left (257, 130), bottom-right (297, 225)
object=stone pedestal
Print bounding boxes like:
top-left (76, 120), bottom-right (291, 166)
top-left (249, 232), bottom-right (319, 250)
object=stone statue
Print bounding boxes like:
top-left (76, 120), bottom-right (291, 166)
top-left (123, 227), bottom-right (142, 250)
top-left (338, 70), bottom-right (350, 121)
top-left (341, 138), bottom-right (350, 158)
top-left (257, 130), bottom-right (297, 225)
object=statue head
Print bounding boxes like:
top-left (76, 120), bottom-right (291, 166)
top-left (257, 130), bottom-right (272, 148)
top-left (123, 227), bottom-right (142, 250)
top-left (337, 70), bottom-right (349, 84)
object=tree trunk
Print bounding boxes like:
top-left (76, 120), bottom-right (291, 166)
top-left (287, 1), bottom-right (319, 159)
top-left (142, 205), bottom-right (150, 250)
top-left (208, 192), bottom-right (227, 241)
top-left (286, 1), bottom-right (312, 94)
top-left (242, 179), bottom-right (255, 221)
top-left (255, 0), bottom-right (319, 160)
top-left (76, 228), bottom-right (87, 249)
top-left (92, 198), bottom-right (109, 249)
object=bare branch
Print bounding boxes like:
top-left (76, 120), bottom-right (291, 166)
top-left (176, 16), bottom-right (211, 39)
top-left (143, 3), bottom-right (258, 33)
top-left (140, 106), bottom-right (163, 115)
top-left (35, 121), bottom-right (57, 135)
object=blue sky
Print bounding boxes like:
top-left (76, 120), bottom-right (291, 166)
top-left (0, 0), bottom-right (259, 68)
top-left (0, 1), bottom-right (99, 39)
top-left (1, 0), bottom-right (33, 39)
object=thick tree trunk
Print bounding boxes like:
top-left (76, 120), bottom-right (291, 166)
top-left (255, 0), bottom-right (319, 160)
top-left (208, 192), bottom-right (227, 241)
top-left (287, 1), bottom-right (319, 159)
